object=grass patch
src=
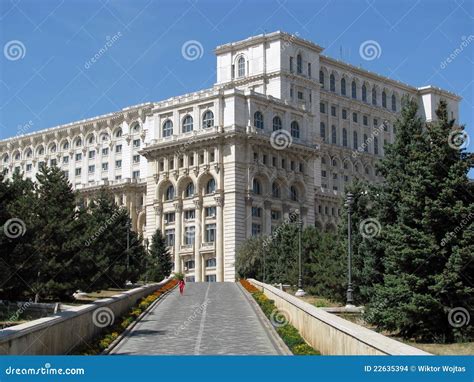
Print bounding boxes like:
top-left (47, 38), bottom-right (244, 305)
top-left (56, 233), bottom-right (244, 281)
top-left (240, 279), bottom-right (320, 355)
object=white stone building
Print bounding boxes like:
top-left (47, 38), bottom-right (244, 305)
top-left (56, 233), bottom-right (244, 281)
top-left (0, 31), bottom-right (461, 282)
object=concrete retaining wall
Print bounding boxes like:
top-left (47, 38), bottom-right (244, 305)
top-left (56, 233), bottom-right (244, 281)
top-left (0, 279), bottom-right (170, 355)
top-left (249, 279), bottom-right (430, 356)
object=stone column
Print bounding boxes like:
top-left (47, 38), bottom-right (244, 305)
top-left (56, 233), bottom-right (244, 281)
top-left (245, 195), bottom-right (253, 237)
top-left (263, 200), bottom-right (272, 235)
top-left (215, 193), bottom-right (225, 282)
top-left (174, 201), bottom-right (183, 273)
top-left (193, 198), bottom-right (203, 282)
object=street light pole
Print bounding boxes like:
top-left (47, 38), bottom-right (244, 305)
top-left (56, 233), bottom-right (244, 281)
top-left (295, 214), bottom-right (305, 297)
top-left (345, 193), bottom-right (354, 307)
top-left (126, 220), bottom-right (131, 273)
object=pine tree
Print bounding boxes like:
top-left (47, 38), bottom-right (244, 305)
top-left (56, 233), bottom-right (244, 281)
top-left (366, 99), bottom-right (474, 342)
top-left (146, 229), bottom-right (172, 282)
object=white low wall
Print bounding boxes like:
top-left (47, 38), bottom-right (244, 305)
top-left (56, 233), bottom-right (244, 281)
top-left (0, 279), bottom-right (171, 355)
top-left (249, 279), bottom-right (430, 356)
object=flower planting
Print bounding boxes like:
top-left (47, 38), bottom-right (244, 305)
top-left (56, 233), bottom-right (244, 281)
top-left (240, 279), bottom-right (320, 355)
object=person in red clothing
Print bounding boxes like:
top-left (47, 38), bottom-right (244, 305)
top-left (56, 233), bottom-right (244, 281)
top-left (178, 279), bottom-right (185, 295)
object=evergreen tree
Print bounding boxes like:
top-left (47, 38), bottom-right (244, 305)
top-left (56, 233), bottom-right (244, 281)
top-left (146, 229), bottom-right (172, 282)
top-left (366, 100), bottom-right (474, 342)
top-left (235, 235), bottom-right (266, 280)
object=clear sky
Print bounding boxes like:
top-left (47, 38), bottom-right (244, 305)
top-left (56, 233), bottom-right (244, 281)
top-left (0, 0), bottom-right (473, 158)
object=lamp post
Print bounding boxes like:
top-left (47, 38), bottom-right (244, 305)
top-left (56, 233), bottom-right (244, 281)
top-left (126, 219), bottom-right (131, 273)
top-left (345, 193), bottom-right (355, 307)
top-left (295, 215), bottom-right (305, 297)
top-left (144, 238), bottom-right (149, 283)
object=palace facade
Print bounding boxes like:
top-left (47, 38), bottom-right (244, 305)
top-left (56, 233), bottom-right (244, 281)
top-left (0, 32), bottom-right (461, 282)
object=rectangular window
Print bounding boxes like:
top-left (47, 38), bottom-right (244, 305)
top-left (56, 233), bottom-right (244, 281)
top-left (133, 155), bottom-right (140, 163)
top-left (115, 145), bottom-right (122, 153)
top-left (164, 212), bottom-right (175, 224)
top-left (89, 150), bottom-right (95, 159)
top-left (115, 175), bottom-right (122, 180)
top-left (320, 102), bottom-right (325, 113)
top-left (132, 170), bottom-right (140, 179)
top-left (210, 150), bottom-right (215, 162)
top-left (363, 115), bottom-right (368, 126)
top-left (102, 163), bottom-right (108, 171)
top-left (102, 148), bottom-right (109, 156)
top-left (75, 168), bottom-right (81, 176)
top-left (165, 229), bottom-right (175, 246)
top-left (352, 112), bottom-right (358, 123)
top-left (342, 109), bottom-right (347, 119)
top-left (205, 206), bottom-right (216, 218)
top-left (115, 160), bottom-right (122, 168)
top-left (322, 170), bottom-right (327, 178)
top-left (189, 156), bottom-right (194, 166)
top-left (185, 260), bottom-right (195, 270)
top-left (373, 118), bottom-right (378, 127)
top-left (133, 139), bottom-right (140, 148)
top-left (297, 91), bottom-right (304, 100)
top-left (205, 258), bottom-right (216, 268)
top-left (63, 156), bottom-right (69, 164)
top-left (205, 223), bottom-right (216, 242)
top-left (26, 163), bottom-right (32, 172)
top-left (184, 226), bottom-right (195, 245)
top-left (308, 63), bottom-right (311, 78)
top-left (50, 159), bottom-right (57, 166)
top-left (252, 207), bottom-right (262, 218)
top-left (271, 210), bottom-right (281, 220)
top-left (331, 106), bottom-right (336, 117)
top-left (88, 165), bottom-right (95, 174)
top-left (184, 209), bottom-right (195, 220)
top-left (251, 223), bottom-right (261, 236)
top-left (289, 57), bottom-right (294, 73)
top-left (205, 275), bottom-right (217, 282)
top-left (290, 87), bottom-right (294, 99)
top-left (75, 153), bottom-right (82, 161)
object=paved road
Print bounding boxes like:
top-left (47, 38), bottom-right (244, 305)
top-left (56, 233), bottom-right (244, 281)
top-left (111, 282), bottom-right (288, 355)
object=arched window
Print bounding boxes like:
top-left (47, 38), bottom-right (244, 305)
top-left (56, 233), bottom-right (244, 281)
top-left (237, 56), bottom-right (245, 77)
top-left (363, 134), bottom-right (369, 152)
top-left (75, 138), bottom-right (82, 147)
top-left (206, 178), bottom-right (216, 194)
top-left (351, 81), bottom-right (357, 99)
top-left (38, 147), bottom-right (44, 155)
top-left (331, 125), bottom-right (337, 144)
top-left (254, 111), bottom-right (264, 129)
top-left (290, 186), bottom-right (298, 201)
top-left (26, 148), bottom-right (32, 158)
top-left (88, 135), bottom-right (94, 144)
top-left (319, 70), bottom-right (324, 88)
top-left (3, 154), bottom-right (9, 163)
top-left (272, 116), bottom-right (282, 131)
top-left (382, 91), bottom-right (387, 108)
top-left (14, 152), bottom-right (20, 160)
top-left (391, 94), bottom-right (397, 111)
top-left (115, 129), bottom-right (122, 138)
top-left (290, 121), bottom-right (300, 138)
top-left (362, 84), bottom-right (367, 102)
top-left (184, 182), bottom-right (194, 198)
top-left (252, 178), bottom-right (261, 195)
top-left (374, 137), bottom-right (379, 155)
top-left (203, 110), bottom-right (214, 128)
top-left (353, 131), bottom-right (358, 149)
top-left (342, 128), bottom-right (348, 147)
top-left (341, 78), bottom-right (346, 95)
top-left (320, 122), bottom-right (326, 141)
top-left (330, 74), bottom-right (335, 92)
top-left (165, 185), bottom-right (175, 201)
top-left (182, 115), bottom-right (193, 133)
top-left (132, 123), bottom-right (140, 133)
top-left (50, 144), bottom-right (56, 153)
top-left (163, 120), bottom-right (173, 137)
top-left (63, 141), bottom-right (69, 150)
top-left (372, 87), bottom-right (377, 106)
top-left (296, 54), bottom-right (302, 74)
top-left (272, 182), bottom-right (280, 198)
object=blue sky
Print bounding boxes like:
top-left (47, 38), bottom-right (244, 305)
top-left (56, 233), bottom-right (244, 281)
top-left (0, 0), bottom-right (473, 155)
